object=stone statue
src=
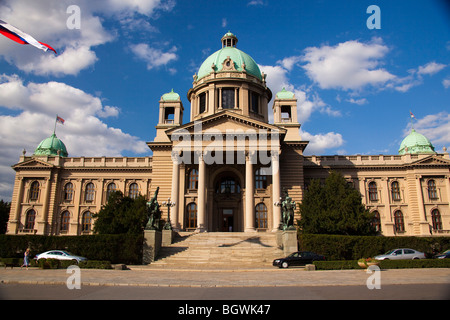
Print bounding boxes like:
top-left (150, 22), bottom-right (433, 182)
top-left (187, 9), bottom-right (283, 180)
top-left (145, 187), bottom-right (162, 230)
top-left (281, 189), bottom-right (296, 230)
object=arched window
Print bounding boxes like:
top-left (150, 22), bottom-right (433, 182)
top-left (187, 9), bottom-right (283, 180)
top-left (256, 203), bottom-right (268, 229)
top-left (216, 177), bottom-right (241, 194)
top-left (428, 180), bottom-right (438, 200)
top-left (25, 209), bottom-right (36, 230)
top-left (60, 211), bottom-right (70, 232)
top-left (368, 181), bottom-right (378, 201)
top-left (431, 209), bottom-right (442, 231)
top-left (255, 168), bottom-right (267, 189)
top-left (391, 181), bottom-right (401, 201)
top-left (82, 211), bottom-right (92, 232)
top-left (85, 183), bottom-right (95, 202)
top-left (106, 183), bottom-right (116, 201)
top-left (64, 182), bottom-right (74, 202)
top-left (188, 169), bottom-right (199, 190)
top-left (371, 210), bottom-right (381, 233)
top-left (129, 183), bottom-right (139, 199)
top-left (186, 203), bottom-right (197, 229)
top-left (394, 210), bottom-right (405, 233)
top-left (30, 181), bottom-right (40, 201)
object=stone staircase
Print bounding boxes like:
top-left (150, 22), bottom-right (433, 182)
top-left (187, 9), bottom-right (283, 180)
top-left (149, 232), bottom-right (284, 269)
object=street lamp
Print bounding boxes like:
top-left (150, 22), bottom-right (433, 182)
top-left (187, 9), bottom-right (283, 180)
top-left (162, 198), bottom-right (176, 230)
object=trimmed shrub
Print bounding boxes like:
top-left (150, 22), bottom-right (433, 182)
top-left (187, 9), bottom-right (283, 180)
top-left (313, 258), bottom-right (450, 270)
top-left (299, 233), bottom-right (450, 260)
top-left (0, 234), bottom-right (143, 264)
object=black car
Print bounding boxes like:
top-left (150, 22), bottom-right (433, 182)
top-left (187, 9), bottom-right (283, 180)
top-left (273, 251), bottom-right (325, 268)
top-left (433, 249), bottom-right (450, 259)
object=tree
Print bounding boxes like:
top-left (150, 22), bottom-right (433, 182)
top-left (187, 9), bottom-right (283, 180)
top-left (93, 191), bottom-right (148, 235)
top-left (298, 171), bottom-right (377, 236)
top-left (0, 200), bottom-right (10, 234)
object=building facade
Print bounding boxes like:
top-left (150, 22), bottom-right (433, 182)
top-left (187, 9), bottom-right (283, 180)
top-left (7, 33), bottom-right (450, 237)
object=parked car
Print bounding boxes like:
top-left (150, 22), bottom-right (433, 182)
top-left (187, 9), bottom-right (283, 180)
top-left (433, 249), bottom-right (450, 259)
top-left (374, 248), bottom-right (425, 260)
top-left (273, 251), bottom-right (325, 268)
top-left (35, 250), bottom-right (87, 263)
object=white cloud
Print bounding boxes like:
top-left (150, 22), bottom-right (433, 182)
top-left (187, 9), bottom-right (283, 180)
top-left (301, 130), bottom-right (345, 155)
top-left (346, 98), bottom-right (368, 105)
top-left (130, 43), bottom-right (178, 70)
top-left (0, 0), bottom-right (175, 76)
top-left (0, 75), bottom-right (148, 200)
top-left (407, 112), bottom-right (450, 150)
top-left (443, 79), bottom-right (450, 89)
top-left (417, 62), bottom-right (446, 76)
top-left (302, 39), bottom-right (395, 91)
top-left (392, 61), bottom-right (446, 92)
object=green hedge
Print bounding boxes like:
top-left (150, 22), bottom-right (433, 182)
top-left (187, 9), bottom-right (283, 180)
top-left (298, 233), bottom-right (450, 260)
top-left (314, 258), bottom-right (450, 270)
top-left (0, 234), bottom-right (143, 264)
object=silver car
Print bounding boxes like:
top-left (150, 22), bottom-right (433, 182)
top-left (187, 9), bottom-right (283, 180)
top-left (35, 250), bottom-right (87, 263)
top-left (374, 248), bottom-right (426, 260)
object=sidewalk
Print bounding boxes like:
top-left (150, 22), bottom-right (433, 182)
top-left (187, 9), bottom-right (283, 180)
top-left (1, 266), bottom-right (449, 288)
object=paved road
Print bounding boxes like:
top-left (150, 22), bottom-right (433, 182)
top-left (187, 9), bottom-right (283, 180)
top-left (1, 283), bottom-right (449, 300)
top-left (1, 267), bottom-right (449, 300)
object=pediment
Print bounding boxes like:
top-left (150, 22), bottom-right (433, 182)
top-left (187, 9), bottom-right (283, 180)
top-left (12, 158), bottom-right (54, 170)
top-left (409, 155), bottom-right (450, 167)
top-left (166, 110), bottom-right (286, 137)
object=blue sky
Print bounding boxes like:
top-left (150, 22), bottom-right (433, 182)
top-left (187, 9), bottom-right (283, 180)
top-left (0, 0), bottom-right (449, 200)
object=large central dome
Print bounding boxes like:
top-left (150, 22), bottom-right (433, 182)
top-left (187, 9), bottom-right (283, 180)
top-left (196, 32), bottom-right (262, 81)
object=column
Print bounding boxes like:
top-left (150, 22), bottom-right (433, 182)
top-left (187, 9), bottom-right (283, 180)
top-left (170, 154), bottom-right (179, 230)
top-left (272, 151), bottom-right (281, 231)
top-left (37, 177), bottom-right (52, 235)
top-left (197, 152), bottom-right (206, 232)
top-left (245, 152), bottom-right (255, 232)
top-left (9, 177), bottom-right (24, 234)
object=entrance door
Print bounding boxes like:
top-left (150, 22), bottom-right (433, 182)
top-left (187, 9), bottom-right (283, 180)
top-left (221, 209), bottom-right (234, 232)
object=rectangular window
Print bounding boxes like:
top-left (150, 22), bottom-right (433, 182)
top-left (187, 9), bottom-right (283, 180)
top-left (199, 92), bottom-right (206, 114)
top-left (250, 92), bottom-right (259, 113)
top-left (222, 88), bottom-right (235, 109)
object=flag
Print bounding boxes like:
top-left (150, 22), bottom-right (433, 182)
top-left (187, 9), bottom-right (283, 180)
top-left (0, 19), bottom-right (57, 54)
top-left (56, 116), bottom-right (65, 125)
top-left (410, 111), bottom-right (416, 119)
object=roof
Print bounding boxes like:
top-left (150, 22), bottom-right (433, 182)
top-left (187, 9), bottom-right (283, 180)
top-left (398, 129), bottom-right (435, 155)
top-left (276, 88), bottom-right (295, 99)
top-left (161, 89), bottom-right (180, 101)
top-left (197, 33), bottom-right (262, 81)
top-left (34, 133), bottom-right (68, 157)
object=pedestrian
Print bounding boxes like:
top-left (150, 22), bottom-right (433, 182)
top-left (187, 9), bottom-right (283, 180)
top-left (21, 248), bottom-right (30, 270)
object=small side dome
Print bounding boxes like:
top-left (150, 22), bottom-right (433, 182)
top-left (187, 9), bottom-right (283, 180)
top-left (276, 88), bottom-right (295, 99)
top-left (161, 89), bottom-right (180, 101)
top-left (398, 129), bottom-right (435, 155)
top-left (34, 133), bottom-right (68, 157)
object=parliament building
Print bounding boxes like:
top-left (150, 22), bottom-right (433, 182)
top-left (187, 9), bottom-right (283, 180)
top-left (7, 33), bottom-right (450, 237)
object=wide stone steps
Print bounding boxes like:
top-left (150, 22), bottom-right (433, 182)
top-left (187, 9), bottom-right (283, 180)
top-left (149, 232), bottom-right (284, 269)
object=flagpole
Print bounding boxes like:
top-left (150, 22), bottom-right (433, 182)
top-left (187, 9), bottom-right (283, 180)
top-left (53, 114), bottom-right (58, 135)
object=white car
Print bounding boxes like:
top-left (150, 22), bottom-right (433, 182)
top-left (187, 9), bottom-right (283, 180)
top-left (35, 250), bottom-right (87, 263)
top-left (374, 248), bottom-right (426, 260)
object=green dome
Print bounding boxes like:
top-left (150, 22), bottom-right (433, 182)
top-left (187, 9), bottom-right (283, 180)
top-left (398, 129), bottom-right (435, 155)
top-left (34, 133), bottom-right (68, 157)
top-left (161, 89), bottom-right (180, 101)
top-left (197, 33), bottom-right (262, 81)
top-left (276, 88), bottom-right (295, 99)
